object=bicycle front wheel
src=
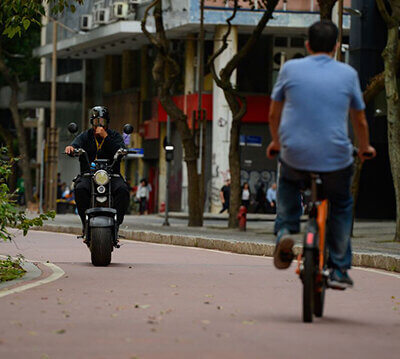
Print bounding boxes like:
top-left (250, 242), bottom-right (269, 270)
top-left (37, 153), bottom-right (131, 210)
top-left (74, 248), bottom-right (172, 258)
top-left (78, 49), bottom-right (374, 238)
top-left (303, 248), bottom-right (315, 323)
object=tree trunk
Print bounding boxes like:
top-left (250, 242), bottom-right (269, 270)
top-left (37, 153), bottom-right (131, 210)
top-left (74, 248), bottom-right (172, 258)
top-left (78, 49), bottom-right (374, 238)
top-left (383, 26), bottom-right (400, 241)
top-left (141, 0), bottom-right (203, 226)
top-left (0, 51), bottom-right (33, 203)
top-left (209, 0), bottom-right (278, 228)
top-left (159, 94), bottom-right (203, 226)
top-left (0, 123), bottom-right (17, 192)
top-left (377, 0), bottom-right (400, 241)
top-left (9, 83), bottom-right (33, 203)
top-left (317, 0), bottom-right (338, 19)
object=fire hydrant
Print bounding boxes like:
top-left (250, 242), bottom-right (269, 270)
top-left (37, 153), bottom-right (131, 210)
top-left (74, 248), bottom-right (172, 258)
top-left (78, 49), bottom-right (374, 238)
top-left (237, 205), bottom-right (247, 231)
top-left (160, 202), bottom-right (166, 213)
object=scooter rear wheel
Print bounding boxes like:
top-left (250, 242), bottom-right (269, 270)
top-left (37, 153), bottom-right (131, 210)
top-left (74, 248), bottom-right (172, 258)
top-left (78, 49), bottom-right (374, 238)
top-left (90, 227), bottom-right (112, 266)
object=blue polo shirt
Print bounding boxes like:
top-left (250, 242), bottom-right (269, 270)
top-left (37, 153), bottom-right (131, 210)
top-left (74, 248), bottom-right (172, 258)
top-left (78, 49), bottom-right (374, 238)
top-left (271, 55), bottom-right (365, 172)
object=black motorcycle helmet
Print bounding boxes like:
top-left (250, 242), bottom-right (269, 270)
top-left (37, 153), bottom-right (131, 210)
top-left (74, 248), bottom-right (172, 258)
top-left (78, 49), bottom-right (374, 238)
top-left (89, 106), bottom-right (110, 127)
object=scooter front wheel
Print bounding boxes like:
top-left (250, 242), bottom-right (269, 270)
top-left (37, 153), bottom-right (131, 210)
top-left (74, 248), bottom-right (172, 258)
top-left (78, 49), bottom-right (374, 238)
top-left (90, 227), bottom-right (112, 266)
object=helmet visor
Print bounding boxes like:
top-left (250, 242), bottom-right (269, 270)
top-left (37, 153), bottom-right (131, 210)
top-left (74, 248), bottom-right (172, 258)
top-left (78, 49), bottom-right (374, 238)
top-left (91, 117), bottom-right (107, 127)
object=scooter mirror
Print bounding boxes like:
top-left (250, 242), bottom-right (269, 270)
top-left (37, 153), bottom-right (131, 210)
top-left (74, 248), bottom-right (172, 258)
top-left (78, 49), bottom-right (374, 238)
top-left (123, 124), bottom-right (134, 135)
top-left (67, 122), bottom-right (79, 134)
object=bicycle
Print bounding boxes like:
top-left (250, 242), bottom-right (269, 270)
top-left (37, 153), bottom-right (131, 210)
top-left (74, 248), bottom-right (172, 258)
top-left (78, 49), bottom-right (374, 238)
top-left (295, 172), bottom-right (330, 323)
top-left (295, 150), bottom-right (373, 323)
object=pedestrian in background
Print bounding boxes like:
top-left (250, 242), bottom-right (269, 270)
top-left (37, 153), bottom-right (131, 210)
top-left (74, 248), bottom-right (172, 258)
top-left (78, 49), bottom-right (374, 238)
top-left (136, 179), bottom-right (151, 215)
top-left (267, 182), bottom-right (277, 213)
top-left (241, 182), bottom-right (251, 209)
top-left (219, 178), bottom-right (230, 213)
top-left (255, 183), bottom-right (267, 213)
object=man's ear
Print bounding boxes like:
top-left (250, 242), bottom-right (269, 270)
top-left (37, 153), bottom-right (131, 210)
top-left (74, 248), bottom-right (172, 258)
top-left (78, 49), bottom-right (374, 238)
top-left (305, 40), bottom-right (313, 55)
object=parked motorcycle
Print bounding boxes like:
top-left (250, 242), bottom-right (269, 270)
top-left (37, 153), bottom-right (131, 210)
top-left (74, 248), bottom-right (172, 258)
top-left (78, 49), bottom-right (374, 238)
top-left (66, 122), bottom-right (135, 266)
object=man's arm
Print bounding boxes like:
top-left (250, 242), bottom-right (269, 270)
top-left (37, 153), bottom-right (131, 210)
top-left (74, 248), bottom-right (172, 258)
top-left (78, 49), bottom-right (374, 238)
top-left (350, 109), bottom-right (376, 160)
top-left (65, 132), bottom-right (86, 154)
top-left (266, 100), bottom-right (284, 159)
top-left (219, 189), bottom-right (225, 203)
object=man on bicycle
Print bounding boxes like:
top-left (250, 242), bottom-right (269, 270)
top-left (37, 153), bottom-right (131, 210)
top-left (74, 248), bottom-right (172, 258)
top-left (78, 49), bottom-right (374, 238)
top-left (267, 20), bottom-right (376, 289)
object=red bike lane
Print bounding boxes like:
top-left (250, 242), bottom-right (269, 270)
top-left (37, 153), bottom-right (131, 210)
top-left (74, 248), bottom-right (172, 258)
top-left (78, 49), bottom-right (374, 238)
top-left (0, 230), bottom-right (399, 359)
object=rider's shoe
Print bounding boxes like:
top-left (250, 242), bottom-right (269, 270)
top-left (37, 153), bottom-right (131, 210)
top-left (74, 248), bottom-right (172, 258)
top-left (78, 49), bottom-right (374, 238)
top-left (327, 268), bottom-right (353, 290)
top-left (273, 229), bottom-right (295, 270)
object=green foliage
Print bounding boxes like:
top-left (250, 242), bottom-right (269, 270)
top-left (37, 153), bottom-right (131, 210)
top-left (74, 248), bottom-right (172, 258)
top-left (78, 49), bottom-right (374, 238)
top-left (0, 0), bottom-right (84, 38)
top-left (0, 147), bottom-right (55, 241)
top-left (0, 255), bottom-right (26, 282)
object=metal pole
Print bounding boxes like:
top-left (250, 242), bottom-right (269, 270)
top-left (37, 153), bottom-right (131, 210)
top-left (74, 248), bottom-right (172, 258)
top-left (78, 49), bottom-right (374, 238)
top-left (48, 20), bottom-right (58, 211)
top-left (337, 0), bottom-right (343, 62)
top-left (39, 139), bottom-right (45, 214)
top-left (51, 21), bottom-right (57, 129)
top-left (163, 116), bottom-right (171, 226)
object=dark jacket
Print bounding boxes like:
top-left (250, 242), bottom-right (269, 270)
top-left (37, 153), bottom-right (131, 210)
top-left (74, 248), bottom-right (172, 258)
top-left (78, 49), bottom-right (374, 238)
top-left (71, 128), bottom-right (126, 174)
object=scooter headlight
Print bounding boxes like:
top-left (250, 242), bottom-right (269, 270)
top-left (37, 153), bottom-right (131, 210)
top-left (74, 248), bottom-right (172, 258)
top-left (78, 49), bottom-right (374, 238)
top-left (94, 170), bottom-right (109, 185)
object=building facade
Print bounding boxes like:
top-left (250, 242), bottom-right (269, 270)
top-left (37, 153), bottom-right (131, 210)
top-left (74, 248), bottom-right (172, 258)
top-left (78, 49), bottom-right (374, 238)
top-left (33, 0), bottom-right (394, 218)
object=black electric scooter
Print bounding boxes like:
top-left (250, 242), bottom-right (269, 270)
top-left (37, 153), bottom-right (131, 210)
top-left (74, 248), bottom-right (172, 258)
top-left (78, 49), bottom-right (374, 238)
top-left (67, 123), bottom-right (135, 266)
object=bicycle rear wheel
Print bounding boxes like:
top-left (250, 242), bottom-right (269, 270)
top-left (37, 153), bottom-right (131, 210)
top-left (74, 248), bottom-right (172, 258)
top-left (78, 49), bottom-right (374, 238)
top-left (303, 248), bottom-right (315, 323)
top-left (314, 285), bottom-right (325, 317)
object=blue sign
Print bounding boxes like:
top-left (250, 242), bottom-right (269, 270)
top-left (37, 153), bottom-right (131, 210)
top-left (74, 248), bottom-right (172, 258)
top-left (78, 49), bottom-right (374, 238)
top-left (127, 148), bottom-right (144, 158)
top-left (239, 135), bottom-right (263, 147)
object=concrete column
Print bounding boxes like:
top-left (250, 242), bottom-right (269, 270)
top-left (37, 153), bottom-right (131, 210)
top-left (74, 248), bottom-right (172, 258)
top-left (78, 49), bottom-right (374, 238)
top-left (180, 38), bottom-right (196, 212)
top-left (122, 50), bottom-right (135, 90)
top-left (210, 25), bottom-right (238, 213)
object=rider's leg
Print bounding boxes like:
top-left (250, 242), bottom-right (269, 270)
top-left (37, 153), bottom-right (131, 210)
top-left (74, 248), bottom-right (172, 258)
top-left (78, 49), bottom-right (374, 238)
top-left (111, 177), bottom-right (130, 225)
top-left (273, 163), bottom-right (303, 269)
top-left (323, 165), bottom-right (353, 271)
top-left (74, 177), bottom-right (91, 229)
top-left (274, 163), bottom-right (303, 236)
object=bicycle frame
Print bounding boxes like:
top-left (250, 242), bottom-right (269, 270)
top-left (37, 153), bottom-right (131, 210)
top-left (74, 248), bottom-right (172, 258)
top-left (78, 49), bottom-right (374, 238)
top-left (296, 173), bottom-right (330, 323)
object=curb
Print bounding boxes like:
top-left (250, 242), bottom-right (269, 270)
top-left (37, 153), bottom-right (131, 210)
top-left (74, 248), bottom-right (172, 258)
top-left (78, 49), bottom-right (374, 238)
top-left (33, 224), bottom-right (400, 273)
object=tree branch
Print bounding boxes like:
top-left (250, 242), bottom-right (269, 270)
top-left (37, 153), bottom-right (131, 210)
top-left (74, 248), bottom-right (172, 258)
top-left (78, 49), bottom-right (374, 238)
top-left (207, 0), bottom-right (239, 86)
top-left (221, 0), bottom-right (278, 81)
top-left (376, 0), bottom-right (394, 26)
top-left (141, 0), bottom-right (162, 50)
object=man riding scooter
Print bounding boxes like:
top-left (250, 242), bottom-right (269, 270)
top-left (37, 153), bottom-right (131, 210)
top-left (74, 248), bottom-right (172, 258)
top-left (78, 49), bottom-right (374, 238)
top-left (64, 106), bottom-right (130, 237)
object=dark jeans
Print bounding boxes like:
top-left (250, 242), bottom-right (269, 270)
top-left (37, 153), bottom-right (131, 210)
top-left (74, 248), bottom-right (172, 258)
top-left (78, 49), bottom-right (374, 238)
top-left (139, 197), bottom-right (147, 214)
top-left (274, 162), bottom-right (354, 271)
top-left (74, 176), bottom-right (130, 227)
top-left (219, 201), bottom-right (229, 213)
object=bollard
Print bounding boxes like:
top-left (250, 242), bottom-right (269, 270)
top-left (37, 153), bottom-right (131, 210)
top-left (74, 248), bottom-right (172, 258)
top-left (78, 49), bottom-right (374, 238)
top-left (237, 205), bottom-right (247, 231)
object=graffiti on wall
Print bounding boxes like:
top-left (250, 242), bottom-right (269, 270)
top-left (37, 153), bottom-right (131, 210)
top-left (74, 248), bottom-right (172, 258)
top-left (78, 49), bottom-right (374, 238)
top-left (240, 169), bottom-right (276, 194)
top-left (211, 165), bottom-right (231, 205)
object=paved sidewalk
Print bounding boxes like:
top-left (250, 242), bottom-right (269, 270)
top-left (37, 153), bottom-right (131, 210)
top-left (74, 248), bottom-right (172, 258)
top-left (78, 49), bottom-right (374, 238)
top-left (35, 213), bottom-right (400, 272)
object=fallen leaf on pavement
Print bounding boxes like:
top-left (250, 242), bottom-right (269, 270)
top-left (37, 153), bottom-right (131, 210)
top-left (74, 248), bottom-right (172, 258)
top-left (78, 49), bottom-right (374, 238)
top-left (54, 329), bottom-right (66, 334)
top-left (242, 320), bottom-right (255, 325)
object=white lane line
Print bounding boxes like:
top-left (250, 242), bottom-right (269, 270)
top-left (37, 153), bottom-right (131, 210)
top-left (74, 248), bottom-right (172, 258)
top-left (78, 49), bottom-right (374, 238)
top-left (355, 266), bottom-right (400, 279)
top-left (0, 262), bottom-right (65, 298)
top-left (26, 230), bottom-right (400, 279)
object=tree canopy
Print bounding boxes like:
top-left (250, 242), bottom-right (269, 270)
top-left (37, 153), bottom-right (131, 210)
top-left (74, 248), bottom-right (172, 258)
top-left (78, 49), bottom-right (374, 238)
top-left (0, 0), bottom-right (83, 38)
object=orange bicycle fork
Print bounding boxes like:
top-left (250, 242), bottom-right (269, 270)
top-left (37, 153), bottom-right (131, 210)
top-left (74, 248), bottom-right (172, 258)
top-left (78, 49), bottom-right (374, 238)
top-left (296, 176), bottom-right (329, 284)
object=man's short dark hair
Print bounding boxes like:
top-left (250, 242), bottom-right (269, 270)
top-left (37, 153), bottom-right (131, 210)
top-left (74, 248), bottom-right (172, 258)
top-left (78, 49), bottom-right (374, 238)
top-left (308, 20), bottom-right (338, 53)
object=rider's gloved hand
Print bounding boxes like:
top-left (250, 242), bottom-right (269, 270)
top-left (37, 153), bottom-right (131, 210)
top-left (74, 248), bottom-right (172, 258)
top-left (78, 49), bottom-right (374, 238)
top-left (65, 146), bottom-right (75, 155)
top-left (94, 126), bottom-right (108, 139)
